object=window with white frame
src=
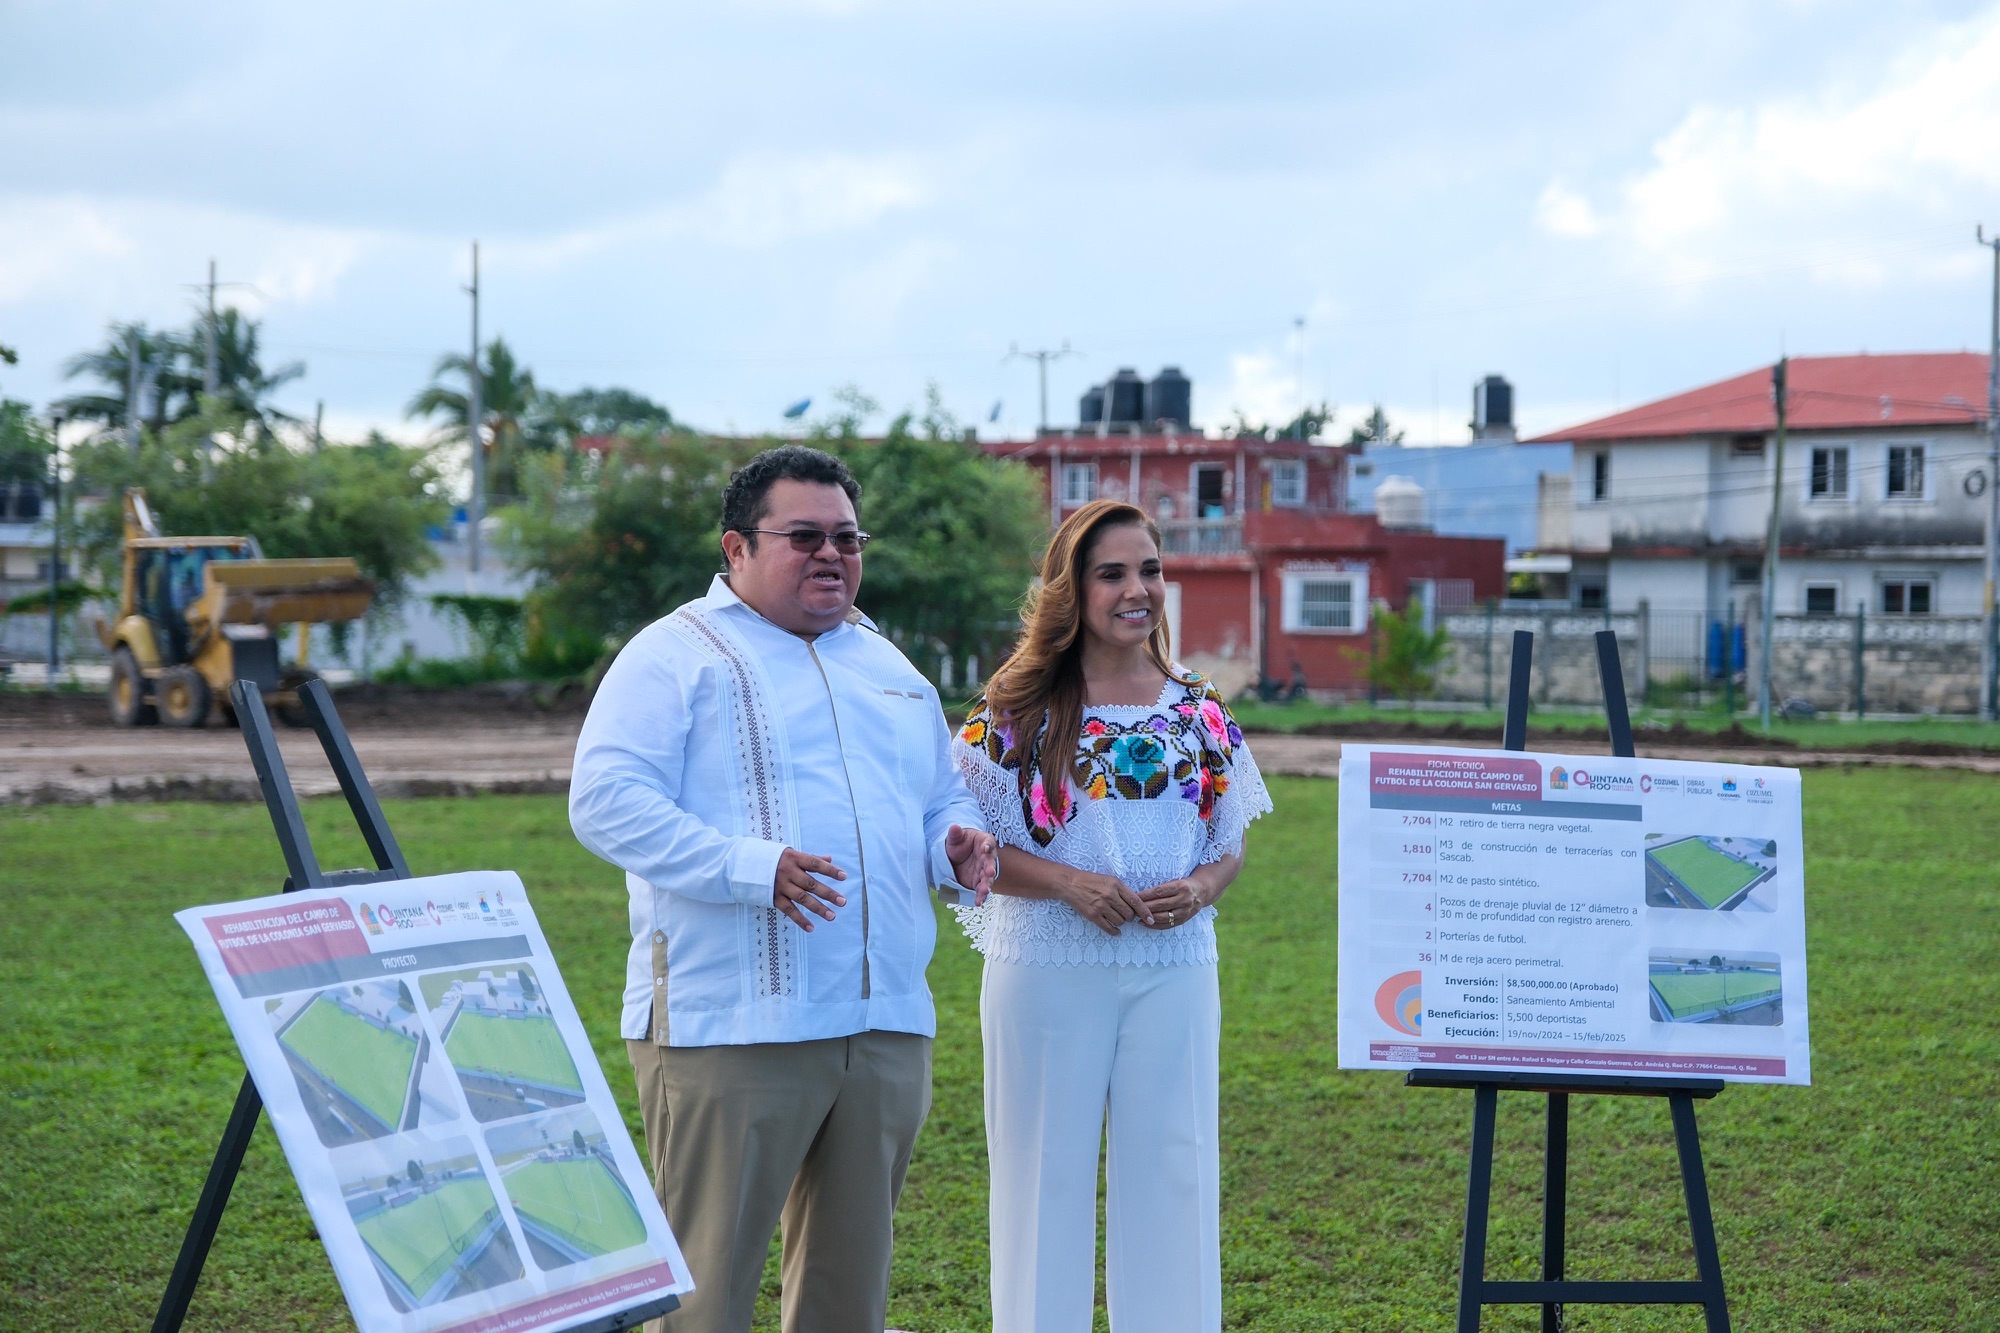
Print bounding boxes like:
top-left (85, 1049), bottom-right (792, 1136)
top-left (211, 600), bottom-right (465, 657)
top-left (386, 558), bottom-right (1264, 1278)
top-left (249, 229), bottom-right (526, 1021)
top-left (1809, 446), bottom-right (1850, 500)
top-left (1803, 583), bottom-right (1840, 616)
top-left (1885, 445), bottom-right (1926, 500)
top-left (1282, 569), bottom-right (1369, 633)
top-left (1878, 576), bottom-right (1934, 615)
top-left (1269, 458), bottom-right (1306, 508)
top-left (1059, 462), bottom-right (1097, 507)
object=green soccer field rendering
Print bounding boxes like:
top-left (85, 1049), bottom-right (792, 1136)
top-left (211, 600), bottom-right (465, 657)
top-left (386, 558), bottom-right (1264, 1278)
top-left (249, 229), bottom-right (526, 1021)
top-left (503, 1156), bottom-right (647, 1268)
top-left (422, 965), bottom-right (586, 1121)
top-left (273, 982), bottom-right (429, 1145)
top-left (347, 1165), bottom-right (524, 1310)
top-left (1645, 833), bottom-right (1778, 910)
top-left (1648, 953), bottom-right (1785, 1025)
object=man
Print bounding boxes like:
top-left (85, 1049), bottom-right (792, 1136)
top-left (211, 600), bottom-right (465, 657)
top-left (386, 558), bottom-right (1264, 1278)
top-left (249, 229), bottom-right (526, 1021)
top-left (570, 444), bottom-right (999, 1333)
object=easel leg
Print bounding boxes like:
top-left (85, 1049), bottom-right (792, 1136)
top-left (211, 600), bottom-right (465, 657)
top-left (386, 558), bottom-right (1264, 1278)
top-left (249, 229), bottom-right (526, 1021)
top-left (1457, 1084), bottom-right (1498, 1333)
top-left (1541, 1092), bottom-right (1568, 1333)
top-left (152, 1073), bottom-right (263, 1333)
top-left (1669, 1094), bottom-right (1732, 1333)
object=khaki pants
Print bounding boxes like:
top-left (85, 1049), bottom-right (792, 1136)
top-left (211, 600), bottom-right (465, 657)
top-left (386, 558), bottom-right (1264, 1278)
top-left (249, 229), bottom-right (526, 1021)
top-left (628, 1030), bottom-right (932, 1333)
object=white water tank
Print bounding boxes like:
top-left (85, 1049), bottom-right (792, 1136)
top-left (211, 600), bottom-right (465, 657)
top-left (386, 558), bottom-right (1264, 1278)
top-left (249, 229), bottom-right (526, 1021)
top-left (1375, 475), bottom-right (1428, 529)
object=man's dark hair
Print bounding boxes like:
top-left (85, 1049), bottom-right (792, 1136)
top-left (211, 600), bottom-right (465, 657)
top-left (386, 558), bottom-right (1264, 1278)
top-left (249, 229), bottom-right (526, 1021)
top-left (721, 446), bottom-right (861, 547)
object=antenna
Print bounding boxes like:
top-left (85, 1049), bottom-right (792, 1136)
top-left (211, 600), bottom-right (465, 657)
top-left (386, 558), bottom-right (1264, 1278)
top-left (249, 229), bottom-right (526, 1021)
top-left (1005, 341), bottom-right (1080, 433)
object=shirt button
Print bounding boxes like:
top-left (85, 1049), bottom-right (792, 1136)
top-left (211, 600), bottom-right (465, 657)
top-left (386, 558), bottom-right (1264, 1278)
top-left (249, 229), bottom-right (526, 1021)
top-left (654, 977), bottom-right (665, 986)
top-left (654, 932), bottom-right (665, 943)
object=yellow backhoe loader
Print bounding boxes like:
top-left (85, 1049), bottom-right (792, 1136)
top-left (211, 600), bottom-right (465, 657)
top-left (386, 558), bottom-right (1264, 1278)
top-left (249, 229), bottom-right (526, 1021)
top-left (96, 489), bottom-right (376, 727)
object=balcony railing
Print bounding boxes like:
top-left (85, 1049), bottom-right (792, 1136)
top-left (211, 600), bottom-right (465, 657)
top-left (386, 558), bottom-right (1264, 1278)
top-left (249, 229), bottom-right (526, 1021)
top-left (1157, 518), bottom-right (1244, 557)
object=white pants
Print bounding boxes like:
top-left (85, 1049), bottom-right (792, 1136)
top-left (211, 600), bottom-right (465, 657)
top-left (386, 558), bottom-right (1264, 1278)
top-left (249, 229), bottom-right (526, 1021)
top-left (982, 957), bottom-right (1222, 1333)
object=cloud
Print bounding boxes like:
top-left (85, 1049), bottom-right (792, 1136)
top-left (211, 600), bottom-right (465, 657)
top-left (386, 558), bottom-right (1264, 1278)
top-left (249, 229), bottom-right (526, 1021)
top-left (491, 150), bottom-right (933, 270)
top-left (0, 193), bottom-right (376, 315)
top-left (1538, 5), bottom-right (2000, 278)
top-left (1216, 349), bottom-right (1302, 432)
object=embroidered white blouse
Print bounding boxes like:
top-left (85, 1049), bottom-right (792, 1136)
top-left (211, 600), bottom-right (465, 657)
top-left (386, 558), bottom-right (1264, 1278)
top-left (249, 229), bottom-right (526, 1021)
top-left (570, 576), bottom-right (986, 1046)
top-left (950, 673), bottom-right (1272, 968)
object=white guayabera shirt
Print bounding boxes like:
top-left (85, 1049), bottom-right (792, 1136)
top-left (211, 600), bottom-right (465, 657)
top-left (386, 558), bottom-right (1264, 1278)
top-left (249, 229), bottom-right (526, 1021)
top-left (570, 575), bottom-right (985, 1046)
top-left (951, 672), bottom-right (1272, 968)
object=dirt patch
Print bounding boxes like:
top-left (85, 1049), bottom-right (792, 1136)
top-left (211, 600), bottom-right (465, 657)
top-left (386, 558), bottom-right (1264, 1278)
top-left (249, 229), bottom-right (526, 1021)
top-left (1262, 716), bottom-right (2000, 759)
top-left (0, 680), bottom-right (593, 733)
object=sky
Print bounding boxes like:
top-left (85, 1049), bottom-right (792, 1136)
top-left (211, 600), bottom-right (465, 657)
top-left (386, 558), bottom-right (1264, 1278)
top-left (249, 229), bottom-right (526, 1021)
top-left (3, 0), bottom-right (1998, 449)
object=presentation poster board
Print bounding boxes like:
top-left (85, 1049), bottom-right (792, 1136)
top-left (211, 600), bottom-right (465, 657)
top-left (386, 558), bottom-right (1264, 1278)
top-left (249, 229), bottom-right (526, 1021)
top-left (1337, 746), bottom-right (1810, 1086)
top-left (176, 871), bottom-right (692, 1333)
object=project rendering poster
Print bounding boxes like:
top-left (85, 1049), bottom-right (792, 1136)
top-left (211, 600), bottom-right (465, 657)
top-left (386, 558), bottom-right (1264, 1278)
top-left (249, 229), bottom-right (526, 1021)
top-left (176, 871), bottom-right (692, 1333)
top-left (1337, 746), bottom-right (1811, 1086)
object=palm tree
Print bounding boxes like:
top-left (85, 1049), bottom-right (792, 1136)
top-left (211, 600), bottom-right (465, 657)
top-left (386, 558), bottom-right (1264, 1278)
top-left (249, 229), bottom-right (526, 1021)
top-left (54, 323), bottom-right (193, 432)
top-left (407, 337), bottom-right (540, 501)
top-left (205, 308), bottom-right (306, 430)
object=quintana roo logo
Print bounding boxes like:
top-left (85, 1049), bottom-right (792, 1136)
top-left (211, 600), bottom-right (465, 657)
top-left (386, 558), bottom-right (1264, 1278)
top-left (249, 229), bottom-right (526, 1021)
top-left (1375, 970), bottom-right (1423, 1037)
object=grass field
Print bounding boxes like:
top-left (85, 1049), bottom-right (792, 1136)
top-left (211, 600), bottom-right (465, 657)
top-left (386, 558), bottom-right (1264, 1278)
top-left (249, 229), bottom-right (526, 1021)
top-left (506, 1157), bottom-right (647, 1257)
top-left (280, 997), bottom-right (416, 1129)
top-left (1648, 838), bottom-right (1764, 908)
top-left (1650, 972), bottom-right (1783, 1020)
top-left (445, 1012), bottom-right (581, 1093)
top-left (3, 771), bottom-right (1997, 1329)
top-left (355, 1178), bottom-right (498, 1298)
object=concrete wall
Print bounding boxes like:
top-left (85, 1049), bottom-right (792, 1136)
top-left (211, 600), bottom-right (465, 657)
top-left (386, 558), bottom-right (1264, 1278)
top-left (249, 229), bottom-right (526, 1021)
top-left (1434, 609), bottom-right (1645, 710)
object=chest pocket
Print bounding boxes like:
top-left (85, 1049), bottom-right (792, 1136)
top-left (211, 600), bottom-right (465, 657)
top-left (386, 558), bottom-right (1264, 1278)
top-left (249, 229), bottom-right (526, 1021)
top-left (881, 686), bottom-right (937, 800)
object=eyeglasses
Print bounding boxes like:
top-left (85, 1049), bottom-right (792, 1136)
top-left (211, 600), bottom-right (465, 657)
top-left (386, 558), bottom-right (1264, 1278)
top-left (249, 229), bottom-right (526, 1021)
top-left (737, 527), bottom-right (871, 554)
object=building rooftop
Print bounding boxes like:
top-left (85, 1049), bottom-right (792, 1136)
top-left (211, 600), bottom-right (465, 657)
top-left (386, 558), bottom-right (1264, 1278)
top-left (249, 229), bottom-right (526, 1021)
top-left (1526, 352), bottom-right (1992, 443)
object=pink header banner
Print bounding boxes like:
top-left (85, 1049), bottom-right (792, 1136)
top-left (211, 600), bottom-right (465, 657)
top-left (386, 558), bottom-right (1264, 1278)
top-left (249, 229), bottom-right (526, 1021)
top-left (201, 899), bottom-right (370, 979)
top-left (1369, 751), bottom-right (1541, 800)
top-left (1369, 1041), bottom-right (1786, 1079)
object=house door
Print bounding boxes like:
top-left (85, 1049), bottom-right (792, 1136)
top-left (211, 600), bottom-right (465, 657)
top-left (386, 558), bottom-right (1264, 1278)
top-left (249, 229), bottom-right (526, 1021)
top-left (1193, 465), bottom-right (1227, 518)
top-left (1408, 578), bottom-right (1435, 633)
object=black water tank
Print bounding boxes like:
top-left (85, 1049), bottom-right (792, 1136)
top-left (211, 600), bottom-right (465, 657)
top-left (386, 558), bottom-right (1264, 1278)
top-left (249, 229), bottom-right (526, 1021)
top-left (1105, 368), bottom-right (1145, 424)
top-left (1145, 366), bottom-right (1191, 427)
top-left (1474, 375), bottom-right (1513, 431)
top-left (1079, 384), bottom-right (1105, 426)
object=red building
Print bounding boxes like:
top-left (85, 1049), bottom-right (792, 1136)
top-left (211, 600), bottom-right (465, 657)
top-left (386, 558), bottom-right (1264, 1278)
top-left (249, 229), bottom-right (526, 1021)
top-left (987, 432), bottom-right (1506, 697)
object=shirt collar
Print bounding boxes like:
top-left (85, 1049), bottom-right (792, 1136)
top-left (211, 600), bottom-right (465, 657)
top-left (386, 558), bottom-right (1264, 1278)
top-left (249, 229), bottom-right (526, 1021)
top-left (705, 574), bottom-right (879, 636)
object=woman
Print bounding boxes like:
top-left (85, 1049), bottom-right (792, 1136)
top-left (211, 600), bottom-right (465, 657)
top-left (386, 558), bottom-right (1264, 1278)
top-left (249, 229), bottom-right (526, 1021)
top-left (952, 499), bottom-right (1272, 1332)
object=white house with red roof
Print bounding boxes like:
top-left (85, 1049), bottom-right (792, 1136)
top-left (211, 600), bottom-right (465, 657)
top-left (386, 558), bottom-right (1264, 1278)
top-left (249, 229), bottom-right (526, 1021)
top-left (1527, 352), bottom-right (1994, 618)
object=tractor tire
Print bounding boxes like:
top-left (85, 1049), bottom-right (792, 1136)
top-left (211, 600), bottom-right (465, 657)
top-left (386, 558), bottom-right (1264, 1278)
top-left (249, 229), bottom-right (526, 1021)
top-left (158, 666), bottom-right (212, 728)
top-left (109, 649), bottom-right (158, 727)
top-left (274, 671), bottom-right (320, 728)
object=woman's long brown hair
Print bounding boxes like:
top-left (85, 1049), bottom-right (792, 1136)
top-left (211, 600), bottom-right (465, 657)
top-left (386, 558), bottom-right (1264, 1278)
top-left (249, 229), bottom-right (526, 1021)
top-left (984, 499), bottom-right (1185, 819)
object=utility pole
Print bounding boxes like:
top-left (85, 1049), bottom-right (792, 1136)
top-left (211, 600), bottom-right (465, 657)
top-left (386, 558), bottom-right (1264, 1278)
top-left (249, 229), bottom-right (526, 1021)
top-left (1005, 341), bottom-right (1078, 434)
top-left (466, 241), bottom-right (484, 575)
top-left (1294, 315), bottom-right (1306, 437)
top-left (1758, 357), bottom-right (1788, 728)
top-left (1979, 227), bottom-right (2000, 720)
top-left (312, 400), bottom-right (324, 454)
top-left (125, 328), bottom-right (142, 455)
top-left (46, 409), bottom-right (64, 683)
top-left (204, 258), bottom-right (219, 398)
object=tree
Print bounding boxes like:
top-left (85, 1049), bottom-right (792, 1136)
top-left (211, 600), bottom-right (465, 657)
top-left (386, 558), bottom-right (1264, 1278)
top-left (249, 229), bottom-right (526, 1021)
top-left (67, 408), bottom-right (446, 606)
top-left (572, 1130), bottom-right (587, 1156)
top-left (202, 307), bottom-right (307, 430)
top-left (1711, 955), bottom-right (1724, 970)
top-left (1354, 599), bottom-right (1450, 706)
top-left (1349, 404), bottom-right (1404, 448)
top-left (406, 1160), bottom-right (424, 1186)
top-left (535, 386), bottom-right (676, 442)
top-left (54, 309), bottom-right (303, 436)
top-left (820, 386), bottom-right (1046, 679)
top-left (407, 337), bottom-right (541, 502)
top-left (0, 398), bottom-right (53, 485)
top-left (1231, 401), bottom-right (1336, 441)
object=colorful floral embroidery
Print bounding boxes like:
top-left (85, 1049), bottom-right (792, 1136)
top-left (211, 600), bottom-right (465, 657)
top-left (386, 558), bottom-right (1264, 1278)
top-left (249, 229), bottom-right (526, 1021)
top-left (967, 677), bottom-right (1245, 846)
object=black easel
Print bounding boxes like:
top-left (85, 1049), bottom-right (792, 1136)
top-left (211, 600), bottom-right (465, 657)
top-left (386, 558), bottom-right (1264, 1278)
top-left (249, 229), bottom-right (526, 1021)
top-left (1406, 630), bottom-right (1731, 1333)
top-left (154, 679), bottom-right (676, 1332)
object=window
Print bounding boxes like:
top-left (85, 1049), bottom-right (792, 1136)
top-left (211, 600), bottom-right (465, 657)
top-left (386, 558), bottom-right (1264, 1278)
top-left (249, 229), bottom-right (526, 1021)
top-left (1803, 584), bottom-right (1840, 616)
top-left (1730, 559), bottom-right (1762, 586)
top-left (1729, 433), bottom-right (1766, 458)
top-left (1282, 569), bottom-right (1369, 634)
top-left (1588, 451), bottom-right (1610, 502)
top-left (1809, 447), bottom-right (1849, 499)
top-left (1059, 462), bottom-right (1097, 507)
top-left (1886, 445), bottom-right (1926, 499)
top-left (1879, 578), bottom-right (1933, 615)
top-left (1269, 458), bottom-right (1306, 508)
top-left (1575, 575), bottom-right (1607, 611)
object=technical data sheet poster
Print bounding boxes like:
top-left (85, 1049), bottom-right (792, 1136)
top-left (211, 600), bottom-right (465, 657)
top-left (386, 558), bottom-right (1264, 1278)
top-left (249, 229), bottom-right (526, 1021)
top-left (176, 871), bottom-right (692, 1333)
top-left (1337, 746), bottom-right (1811, 1086)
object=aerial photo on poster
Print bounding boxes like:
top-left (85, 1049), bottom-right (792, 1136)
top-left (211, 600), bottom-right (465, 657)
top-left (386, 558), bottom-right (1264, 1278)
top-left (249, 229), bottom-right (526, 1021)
top-left (420, 965), bottom-right (586, 1122)
top-left (269, 979), bottom-right (457, 1146)
top-left (337, 1136), bottom-right (525, 1312)
top-left (1648, 950), bottom-right (1786, 1026)
top-left (1644, 832), bottom-right (1779, 911)
top-left (487, 1108), bottom-right (650, 1272)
